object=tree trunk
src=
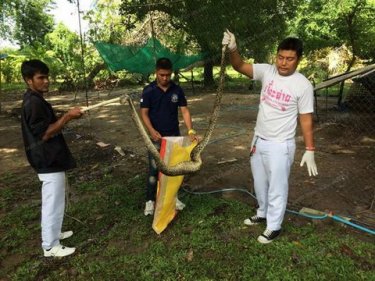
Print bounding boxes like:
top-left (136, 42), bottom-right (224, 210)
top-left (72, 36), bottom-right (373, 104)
top-left (337, 56), bottom-right (355, 107)
top-left (337, 5), bottom-right (359, 107)
top-left (86, 63), bottom-right (107, 88)
top-left (203, 60), bottom-right (214, 88)
top-left (173, 70), bottom-right (180, 84)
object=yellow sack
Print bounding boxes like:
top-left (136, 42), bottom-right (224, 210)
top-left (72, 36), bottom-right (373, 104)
top-left (152, 136), bottom-right (197, 234)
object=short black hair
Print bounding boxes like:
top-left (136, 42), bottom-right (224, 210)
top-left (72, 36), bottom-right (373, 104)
top-left (156, 57), bottom-right (173, 70)
top-left (21, 59), bottom-right (49, 80)
top-left (277, 37), bottom-right (303, 58)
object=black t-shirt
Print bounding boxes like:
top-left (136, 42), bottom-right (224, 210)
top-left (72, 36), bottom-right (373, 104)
top-left (21, 89), bottom-right (76, 173)
top-left (140, 81), bottom-right (187, 136)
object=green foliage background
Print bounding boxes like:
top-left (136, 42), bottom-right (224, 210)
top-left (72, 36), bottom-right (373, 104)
top-left (0, 0), bottom-right (374, 88)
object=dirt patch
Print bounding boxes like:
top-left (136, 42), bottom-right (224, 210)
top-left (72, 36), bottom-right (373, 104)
top-left (1, 87), bottom-right (374, 233)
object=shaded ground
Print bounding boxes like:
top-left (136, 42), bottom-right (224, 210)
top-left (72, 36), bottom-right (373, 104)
top-left (1, 86), bottom-right (374, 233)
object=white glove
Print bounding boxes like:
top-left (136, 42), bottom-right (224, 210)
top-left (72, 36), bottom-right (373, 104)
top-left (222, 29), bottom-right (237, 52)
top-left (300, 151), bottom-right (318, 177)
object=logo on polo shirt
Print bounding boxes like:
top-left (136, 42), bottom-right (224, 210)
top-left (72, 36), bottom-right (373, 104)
top-left (171, 93), bottom-right (178, 103)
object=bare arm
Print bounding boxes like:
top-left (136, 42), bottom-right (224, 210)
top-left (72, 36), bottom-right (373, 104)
top-left (222, 30), bottom-right (254, 78)
top-left (299, 113), bottom-right (314, 149)
top-left (180, 106), bottom-right (193, 131)
top-left (181, 106), bottom-right (200, 142)
top-left (228, 50), bottom-right (254, 79)
top-left (42, 107), bottom-right (82, 141)
top-left (140, 108), bottom-right (161, 141)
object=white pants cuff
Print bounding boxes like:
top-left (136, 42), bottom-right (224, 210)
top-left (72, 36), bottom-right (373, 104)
top-left (38, 172), bottom-right (66, 249)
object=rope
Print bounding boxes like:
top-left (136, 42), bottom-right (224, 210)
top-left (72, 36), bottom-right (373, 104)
top-left (149, 10), bottom-right (157, 62)
top-left (64, 174), bottom-right (85, 225)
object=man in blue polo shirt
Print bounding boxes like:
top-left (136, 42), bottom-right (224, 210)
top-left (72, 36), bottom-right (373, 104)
top-left (140, 57), bottom-right (197, 216)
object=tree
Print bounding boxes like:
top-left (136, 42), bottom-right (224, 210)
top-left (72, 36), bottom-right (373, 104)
top-left (82, 0), bottom-right (129, 86)
top-left (1, 0), bottom-right (55, 48)
top-left (120, 0), bottom-right (300, 86)
top-left (0, 48), bottom-right (17, 84)
top-left (290, 0), bottom-right (375, 105)
top-left (45, 23), bottom-right (83, 86)
top-left (291, 0), bottom-right (374, 62)
top-left (0, 0), bottom-right (18, 40)
top-left (85, 0), bottom-right (127, 44)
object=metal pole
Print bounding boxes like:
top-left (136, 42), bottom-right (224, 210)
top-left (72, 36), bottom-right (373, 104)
top-left (77, 0), bottom-right (89, 107)
top-left (0, 57), bottom-right (2, 113)
top-left (0, 54), bottom-right (8, 113)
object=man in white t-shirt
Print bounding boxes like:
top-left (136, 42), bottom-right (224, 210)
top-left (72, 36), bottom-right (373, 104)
top-left (222, 30), bottom-right (318, 244)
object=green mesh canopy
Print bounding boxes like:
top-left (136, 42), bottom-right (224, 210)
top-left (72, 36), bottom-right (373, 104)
top-left (95, 38), bottom-right (206, 75)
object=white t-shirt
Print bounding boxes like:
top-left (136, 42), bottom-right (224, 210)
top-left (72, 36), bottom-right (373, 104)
top-left (253, 64), bottom-right (314, 141)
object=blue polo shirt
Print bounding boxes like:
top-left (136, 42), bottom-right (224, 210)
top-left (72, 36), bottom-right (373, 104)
top-left (140, 81), bottom-right (187, 136)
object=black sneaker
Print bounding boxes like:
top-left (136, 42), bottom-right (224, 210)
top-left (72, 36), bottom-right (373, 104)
top-left (257, 229), bottom-right (281, 244)
top-left (243, 215), bottom-right (266, 226)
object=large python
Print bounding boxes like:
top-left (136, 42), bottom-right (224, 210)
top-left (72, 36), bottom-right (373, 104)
top-left (87, 45), bottom-right (227, 176)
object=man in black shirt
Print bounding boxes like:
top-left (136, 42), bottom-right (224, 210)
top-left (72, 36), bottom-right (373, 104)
top-left (21, 59), bottom-right (82, 257)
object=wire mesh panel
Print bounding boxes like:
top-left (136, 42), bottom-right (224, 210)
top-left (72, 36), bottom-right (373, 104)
top-left (313, 71), bottom-right (375, 227)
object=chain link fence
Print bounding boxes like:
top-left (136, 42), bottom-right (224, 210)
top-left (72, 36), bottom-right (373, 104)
top-left (315, 69), bottom-right (374, 140)
top-left (313, 68), bottom-right (374, 227)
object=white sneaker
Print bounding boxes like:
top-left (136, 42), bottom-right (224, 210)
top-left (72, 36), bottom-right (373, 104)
top-left (59, 231), bottom-right (73, 240)
top-left (43, 244), bottom-right (76, 257)
top-left (176, 198), bottom-right (185, 211)
top-left (144, 200), bottom-right (155, 216)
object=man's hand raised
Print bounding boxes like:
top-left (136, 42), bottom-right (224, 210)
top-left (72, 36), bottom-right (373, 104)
top-left (222, 29), bottom-right (237, 52)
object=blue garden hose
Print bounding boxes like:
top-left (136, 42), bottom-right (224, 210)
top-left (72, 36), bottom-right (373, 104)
top-left (181, 187), bottom-right (375, 235)
top-left (330, 214), bottom-right (375, 235)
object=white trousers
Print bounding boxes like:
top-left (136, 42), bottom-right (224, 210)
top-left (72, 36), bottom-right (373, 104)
top-left (250, 137), bottom-right (295, 230)
top-left (38, 172), bottom-right (66, 249)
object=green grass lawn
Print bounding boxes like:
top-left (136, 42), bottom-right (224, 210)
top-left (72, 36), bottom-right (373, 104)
top-left (0, 82), bottom-right (25, 92)
top-left (1, 173), bottom-right (373, 280)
